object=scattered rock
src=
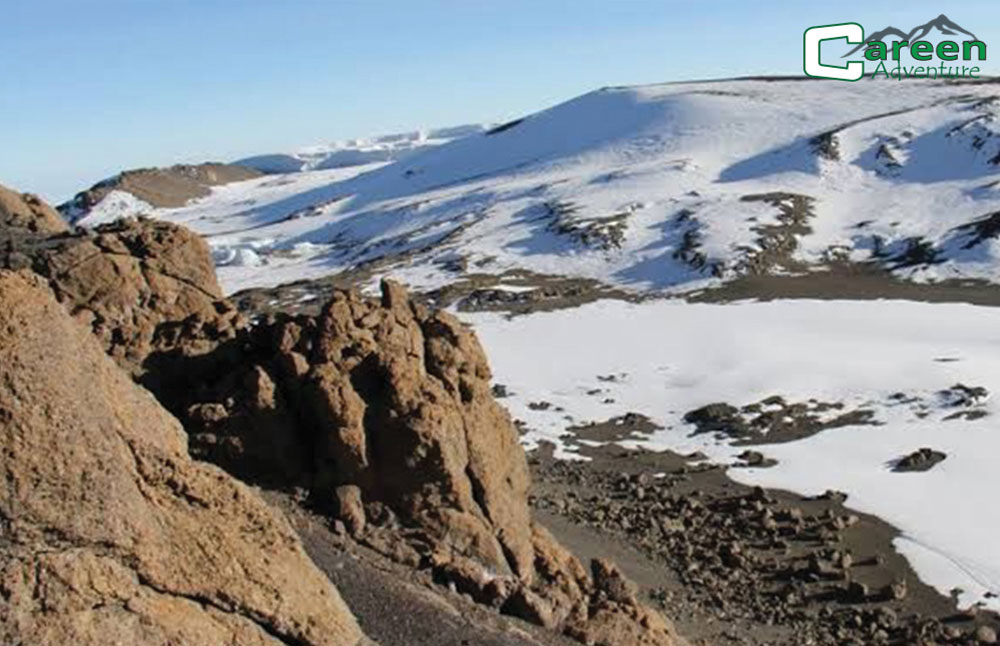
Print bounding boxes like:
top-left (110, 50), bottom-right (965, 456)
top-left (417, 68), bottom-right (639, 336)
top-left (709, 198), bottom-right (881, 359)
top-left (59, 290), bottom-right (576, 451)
top-left (736, 450), bottom-right (772, 467)
top-left (940, 383), bottom-right (989, 407)
top-left (530, 443), bottom-right (1000, 646)
top-left (885, 579), bottom-right (908, 601)
top-left (845, 580), bottom-right (870, 603)
top-left (684, 403), bottom-right (747, 437)
top-left (685, 396), bottom-right (876, 443)
top-left (893, 448), bottom-right (947, 473)
top-left (817, 490), bottom-right (849, 504)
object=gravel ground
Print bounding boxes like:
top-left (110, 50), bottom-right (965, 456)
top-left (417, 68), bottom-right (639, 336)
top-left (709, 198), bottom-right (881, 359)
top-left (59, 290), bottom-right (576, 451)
top-left (528, 441), bottom-right (1000, 646)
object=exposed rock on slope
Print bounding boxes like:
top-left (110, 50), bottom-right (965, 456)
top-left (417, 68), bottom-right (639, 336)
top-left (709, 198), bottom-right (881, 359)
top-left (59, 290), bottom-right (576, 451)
top-left (0, 182), bottom-right (68, 233)
top-left (60, 162), bottom-right (261, 221)
top-left (0, 271), bottom-right (369, 646)
top-left (148, 280), bottom-right (683, 646)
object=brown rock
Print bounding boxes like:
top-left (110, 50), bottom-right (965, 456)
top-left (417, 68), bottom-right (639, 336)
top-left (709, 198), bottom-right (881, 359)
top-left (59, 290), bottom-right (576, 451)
top-left (503, 587), bottom-right (559, 630)
top-left (1, 190), bottom-right (235, 376)
top-left (335, 485), bottom-right (367, 535)
top-left (977, 625), bottom-right (998, 644)
top-left (0, 270), bottom-right (367, 646)
top-left (592, 559), bottom-right (639, 605)
top-left (148, 280), bottom-right (682, 646)
top-left (568, 600), bottom-right (678, 646)
top-left (566, 559), bottom-right (677, 646)
top-left (432, 554), bottom-right (517, 608)
top-left (41, 217), bottom-right (232, 370)
top-left (0, 183), bottom-right (682, 645)
top-left (0, 207), bottom-right (238, 374)
top-left (0, 183), bottom-right (68, 233)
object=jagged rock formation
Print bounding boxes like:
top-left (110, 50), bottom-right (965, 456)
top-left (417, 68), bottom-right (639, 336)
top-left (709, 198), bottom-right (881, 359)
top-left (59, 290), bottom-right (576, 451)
top-left (149, 280), bottom-right (683, 646)
top-left (0, 183), bottom-right (68, 233)
top-left (0, 270), bottom-right (369, 646)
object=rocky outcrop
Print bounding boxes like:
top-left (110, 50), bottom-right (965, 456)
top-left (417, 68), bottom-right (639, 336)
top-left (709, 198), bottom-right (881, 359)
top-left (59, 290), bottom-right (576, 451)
top-left (0, 187), bottom-right (682, 645)
top-left (150, 280), bottom-right (684, 646)
top-left (0, 270), bottom-right (369, 646)
top-left (0, 183), bottom-right (68, 233)
top-left (1, 214), bottom-right (240, 373)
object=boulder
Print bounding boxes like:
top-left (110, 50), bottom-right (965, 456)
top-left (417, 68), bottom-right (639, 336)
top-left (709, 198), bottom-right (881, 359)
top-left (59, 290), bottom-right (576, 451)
top-left (893, 447), bottom-right (947, 473)
top-left (1, 187), bottom-right (235, 374)
top-left (1, 214), bottom-right (240, 373)
top-left (0, 270), bottom-right (369, 646)
top-left (0, 183), bottom-right (68, 233)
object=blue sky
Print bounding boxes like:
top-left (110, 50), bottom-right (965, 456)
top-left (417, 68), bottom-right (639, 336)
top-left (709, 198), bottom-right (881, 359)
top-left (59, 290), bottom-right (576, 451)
top-left (3, 0), bottom-right (998, 202)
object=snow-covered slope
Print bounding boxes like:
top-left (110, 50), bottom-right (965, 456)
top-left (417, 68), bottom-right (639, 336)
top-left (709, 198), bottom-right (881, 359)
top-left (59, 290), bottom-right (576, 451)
top-left (75, 79), bottom-right (1000, 295)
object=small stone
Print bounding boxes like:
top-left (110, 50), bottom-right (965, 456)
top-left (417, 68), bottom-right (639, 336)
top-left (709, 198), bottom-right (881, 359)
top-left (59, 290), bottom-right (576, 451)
top-left (875, 607), bottom-right (897, 628)
top-left (886, 579), bottom-right (908, 601)
top-left (738, 450), bottom-right (766, 466)
top-left (893, 447), bottom-right (947, 472)
top-left (819, 489), bottom-right (848, 503)
top-left (845, 580), bottom-right (869, 602)
top-left (976, 625), bottom-right (998, 644)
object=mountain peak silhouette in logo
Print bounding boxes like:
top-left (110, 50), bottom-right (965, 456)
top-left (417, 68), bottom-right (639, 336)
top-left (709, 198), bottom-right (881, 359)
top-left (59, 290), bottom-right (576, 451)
top-left (842, 14), bottom-right (979, 58)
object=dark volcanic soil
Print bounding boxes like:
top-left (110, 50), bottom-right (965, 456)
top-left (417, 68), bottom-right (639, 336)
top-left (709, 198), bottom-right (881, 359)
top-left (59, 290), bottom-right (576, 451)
top-left (267, 493), bottom-right (582, 646)
top-left (691, 263), bottom-right (1000, 307)
top-left (262, 433), bottom-right (998, 646)
top-left (232, 261), bottom-right (1000, 326)
top-left (528, 443), bottom-right (1000, 646)
top-left (231, 269), bottom-right (640, 319)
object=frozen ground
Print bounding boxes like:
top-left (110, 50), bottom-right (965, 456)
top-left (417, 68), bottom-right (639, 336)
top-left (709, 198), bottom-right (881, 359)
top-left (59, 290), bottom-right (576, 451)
top-left (464, 297), bottom-right (1000, 612)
